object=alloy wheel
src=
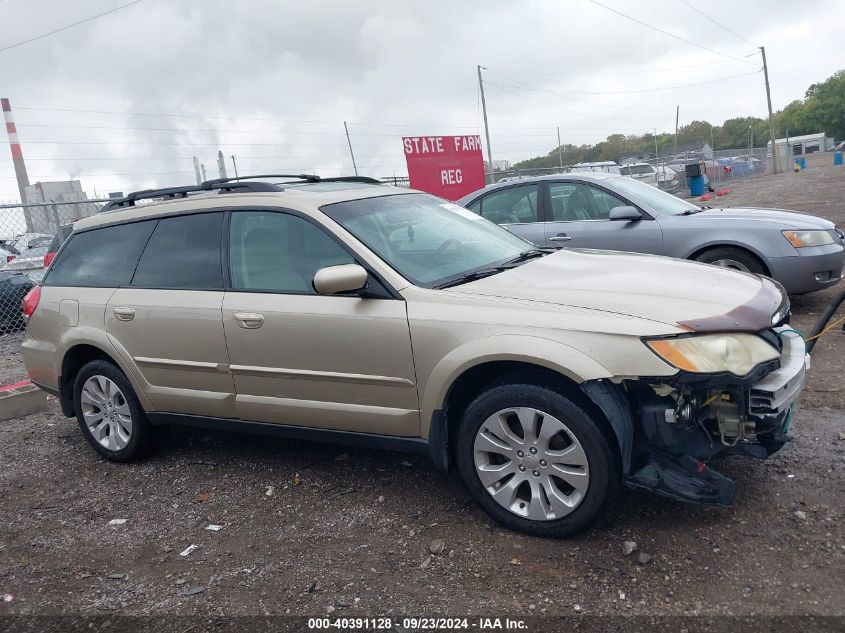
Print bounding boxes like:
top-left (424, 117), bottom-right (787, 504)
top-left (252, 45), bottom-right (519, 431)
top-left (711, 258), bottom-right (751, 272)
top-left (80, 375), bottom-right (133, 451)
top-left (473, 407), bottom-right (590, 521)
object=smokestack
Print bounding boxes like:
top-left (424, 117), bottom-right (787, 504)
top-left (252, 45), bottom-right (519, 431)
top-left (193, 156), bottom-right (202, 185)
top-left (2, 98), bottom-right (31, 203)
top-left (216, 150), bottom-right (228, 179)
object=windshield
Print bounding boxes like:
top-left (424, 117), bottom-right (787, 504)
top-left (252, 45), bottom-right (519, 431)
top-left (609, 176), bottom-right (700, 215)
top-left (322, 193), bottom-right (533, 288)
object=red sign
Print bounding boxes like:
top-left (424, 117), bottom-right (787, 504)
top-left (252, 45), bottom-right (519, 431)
top-left (402, 135), bottom-right (485, 201)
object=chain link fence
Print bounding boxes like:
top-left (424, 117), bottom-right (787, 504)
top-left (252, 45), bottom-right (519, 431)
top-left (484, 146), bottom-right (795, 195)
top-left (0, 198), bottom-right (105, 335)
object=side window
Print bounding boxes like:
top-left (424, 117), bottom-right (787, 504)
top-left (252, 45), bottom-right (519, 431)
top-left (548, 183), bottom-right (595, 221)
top-left (132, 212), bottom-right (223, 289)
top-left (229, 211), bottom-right (354, 293)
top-left (477, 184), bottom-right (539, 225)
top-left (588, 187), bottom-right (629, 220)
top-left (465, 198), bottom-right (482, 215)
top-left (43, 221), bottom-right (155, 287)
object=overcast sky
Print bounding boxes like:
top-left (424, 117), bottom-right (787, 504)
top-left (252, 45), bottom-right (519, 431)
top-left (0, 0), bottom-right (843, 200)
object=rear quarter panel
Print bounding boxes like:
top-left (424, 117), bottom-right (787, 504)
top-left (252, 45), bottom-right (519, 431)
top-left (22, 286), bottom-right (154, 410)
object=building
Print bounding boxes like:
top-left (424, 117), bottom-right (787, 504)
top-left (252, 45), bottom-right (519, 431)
top-left (23, 180), bottom-right (99, 234)
top-left (767, 132), bottom-right (834, 156)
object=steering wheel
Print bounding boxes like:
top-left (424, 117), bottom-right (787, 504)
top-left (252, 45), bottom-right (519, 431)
top-left (435, 239), bottom-right (462, 258)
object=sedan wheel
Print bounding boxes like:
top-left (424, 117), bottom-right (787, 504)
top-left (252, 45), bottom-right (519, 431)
top-left (80, 375), bottom-right (133, 451)
top-left (709, 258), bottom-right (751, 272)
top-left (473, 406), bottom-right (589, 521)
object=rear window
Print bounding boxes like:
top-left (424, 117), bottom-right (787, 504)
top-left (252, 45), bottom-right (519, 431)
top-left (44, 221), bottom-right (156, 288)
top-left (131, 213), bottom-right (223, 289)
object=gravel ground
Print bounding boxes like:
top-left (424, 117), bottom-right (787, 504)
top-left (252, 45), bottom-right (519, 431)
top-left (0, 331), bottom-right (26, 386)
top-left (0, 154), bottom-right (843, 625)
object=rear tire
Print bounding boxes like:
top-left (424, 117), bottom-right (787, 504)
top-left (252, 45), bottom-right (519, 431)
top-left (455, 382), bottom-right (619, 538)
top-left (695, 247), bottom-right (766, 275)
top-left (73, 359), bottom-right (156, 462)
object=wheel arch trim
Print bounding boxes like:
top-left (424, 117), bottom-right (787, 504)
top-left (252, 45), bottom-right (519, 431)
top-left (420, 335), bottom-right (612, 438)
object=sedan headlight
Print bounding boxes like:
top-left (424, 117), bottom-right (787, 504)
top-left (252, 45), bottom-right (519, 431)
top-left (782, 230), bottom-right (835, 248)
top-left (646, 334), bottom-right (779, 375)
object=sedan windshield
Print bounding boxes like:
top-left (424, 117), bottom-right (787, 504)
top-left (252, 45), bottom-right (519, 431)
top-left (322, 193), bottom-right (535, 288)
top-left (609, 176), bottom-right (701, 215)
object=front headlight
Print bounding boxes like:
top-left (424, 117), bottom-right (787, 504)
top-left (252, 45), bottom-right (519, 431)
top-left (782, 230), bottom-right (835, 248)
top-left (646, 334), bottom-right (779, 375)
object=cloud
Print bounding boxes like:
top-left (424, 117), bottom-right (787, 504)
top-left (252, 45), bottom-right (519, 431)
top-left (0, 0), bottom-right (842, 198)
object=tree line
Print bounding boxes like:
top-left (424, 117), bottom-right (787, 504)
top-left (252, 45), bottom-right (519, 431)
top-left (513, 69), bottom-right (845, 169)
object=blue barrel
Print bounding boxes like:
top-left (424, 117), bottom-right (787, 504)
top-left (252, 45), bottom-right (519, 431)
top-left (835, 151), bottom-right (843, 166)
top-left (689, 175), bottom-right (705, 196)
top-left (794, 157), bottom-right (807, 170)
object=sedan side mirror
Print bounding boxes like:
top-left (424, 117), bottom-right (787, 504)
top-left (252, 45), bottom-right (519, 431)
top-left (609, 205), bottom-right (642, 221)
top-left (313, 264), bottom-right (368, 295)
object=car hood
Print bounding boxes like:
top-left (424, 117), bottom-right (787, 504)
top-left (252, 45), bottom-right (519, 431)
top-left (447, 249), bottom-right (784, 332)
top-left (688, 207), bottom-right (836, 230)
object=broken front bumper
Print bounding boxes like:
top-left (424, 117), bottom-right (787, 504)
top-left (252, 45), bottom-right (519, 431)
top-left (626, 327), bottom-right (809, 506)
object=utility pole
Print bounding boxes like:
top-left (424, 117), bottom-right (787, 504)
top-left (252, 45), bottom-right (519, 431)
top-left (556, 126), bottom-right (563, 171)
top-left (343, 121), bottom-right (358, 176)
top-left (477, 65), bottom-right (494, 183)
top-left (653, 128), bottom-right (659, 160)
top-left (231, 155), bottom-right (239, 179)
top-left (674, 105), bottom-right (679, 157)
top-left (760, 46), bottom-right (779, 173)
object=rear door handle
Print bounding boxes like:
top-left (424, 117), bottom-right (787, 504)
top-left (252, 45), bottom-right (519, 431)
top-left (112, 306), bottom-right (135, 321)
top-left (233, 312), bottom-right (264, 329)
top-left (549, 234), bottom-right (573, 242)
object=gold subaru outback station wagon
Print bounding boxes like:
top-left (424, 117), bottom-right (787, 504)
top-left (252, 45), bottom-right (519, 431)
top-left (21, 175), bottom-right (807, 537)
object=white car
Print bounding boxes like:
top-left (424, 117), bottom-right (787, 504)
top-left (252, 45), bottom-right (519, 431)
top-left (618, 162), bottom-right (658, 186)
top-left (570, 161), bottom-right (621, 175)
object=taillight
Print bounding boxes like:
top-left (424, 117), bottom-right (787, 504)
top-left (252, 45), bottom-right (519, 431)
top-left (44, 251), bottom-right (56, 268)
top-left (22, 286), bottom-right (40, 320)
top-left (6, 255), bottom-right (15, 263)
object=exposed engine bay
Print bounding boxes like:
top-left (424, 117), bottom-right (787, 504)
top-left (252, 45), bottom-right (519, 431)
top-left (590, 327), bottom-right (808, 507)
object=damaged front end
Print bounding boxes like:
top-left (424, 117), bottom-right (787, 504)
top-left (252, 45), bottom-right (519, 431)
top-left (586, 327), bottom-right (808, 507)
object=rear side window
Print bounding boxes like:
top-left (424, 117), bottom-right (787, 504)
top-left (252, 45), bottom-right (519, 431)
top-left (132, 213), bottom-right (223, 289)
top-left (44, 221), bottom-right (155, 288)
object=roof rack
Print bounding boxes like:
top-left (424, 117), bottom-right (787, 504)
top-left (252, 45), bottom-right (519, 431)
top-left (100, 174), bottom-right (383, 212)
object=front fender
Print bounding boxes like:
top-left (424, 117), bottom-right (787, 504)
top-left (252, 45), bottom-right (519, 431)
top-left (419, 334), bottom-right (612, 437)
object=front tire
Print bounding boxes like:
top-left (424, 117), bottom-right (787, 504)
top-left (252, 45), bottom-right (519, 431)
top-left (456, 382), bottom-right (619, 538)
top-left (73, 359), bottom-right (156, 462)
top-left (695, 247), bottom-right (766, 275)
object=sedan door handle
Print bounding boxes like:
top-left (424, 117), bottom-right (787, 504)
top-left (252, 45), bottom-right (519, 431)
top-left (233, 312), bottom-right (264, 329)
top-left (549, 234), bottom-right (573, 242)
top-left (112, 306), bottom-right (135, 321)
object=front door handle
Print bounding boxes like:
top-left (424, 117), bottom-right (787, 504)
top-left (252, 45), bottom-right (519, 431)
top-left (549, 234), bottom-right (573, 243)
top-left (113, 306), bottom-right (135, 321)
top-left (233, 312), bottom-right (264, 329)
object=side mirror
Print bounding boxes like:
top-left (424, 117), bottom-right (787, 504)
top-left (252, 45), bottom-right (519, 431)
top-left (313, 264), bottom-right (368, 295)
top-left (609, 205), bottom-right (642, 221)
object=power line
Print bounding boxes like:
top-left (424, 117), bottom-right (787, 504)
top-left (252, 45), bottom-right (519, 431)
top-left (584, 0), bottom-right (758, 64)
top-left (483, 69), bottom-right (674, 116)
top-left (0, 0), bottom-right (144, 54)
top-left (486, 69), bottom-right (760, 96)
top-left (679, 0), bottom-right (757, 47)
top-left (488, 59), bottom-right (738, 77)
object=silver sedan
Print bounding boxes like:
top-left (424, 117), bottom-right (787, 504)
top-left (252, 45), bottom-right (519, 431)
top-left (458, 173), bottom-right (845, 294)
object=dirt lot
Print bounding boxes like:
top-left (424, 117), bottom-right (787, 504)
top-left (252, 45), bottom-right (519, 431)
top-left (0, 154), bottom-right (843, 628)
